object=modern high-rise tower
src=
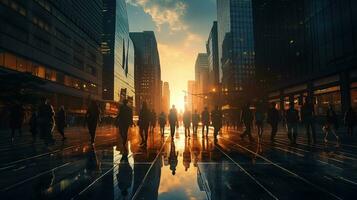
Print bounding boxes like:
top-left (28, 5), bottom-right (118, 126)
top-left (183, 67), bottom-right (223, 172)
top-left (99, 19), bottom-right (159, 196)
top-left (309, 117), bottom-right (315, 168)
top-left (130, 31), bottom-right (161, 113)
top-left (217, 0), bottom-right (255, 93)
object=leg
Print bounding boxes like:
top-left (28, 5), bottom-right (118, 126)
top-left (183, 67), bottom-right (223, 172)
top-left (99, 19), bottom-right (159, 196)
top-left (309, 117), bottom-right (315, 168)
top-left (305, 123), bottom-right (311, 144)
top-left (139, 128), bottom-right (145, 144)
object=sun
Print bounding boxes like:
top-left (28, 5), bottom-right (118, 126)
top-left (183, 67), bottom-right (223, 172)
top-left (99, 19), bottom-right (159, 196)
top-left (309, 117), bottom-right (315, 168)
top-left (172, 95), bottom-right (185, 113)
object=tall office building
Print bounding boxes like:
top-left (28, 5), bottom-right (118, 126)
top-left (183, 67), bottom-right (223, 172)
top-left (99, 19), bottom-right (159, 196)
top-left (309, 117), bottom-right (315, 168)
top-left (102, 0), bottom-right (135, 107)
top-left (130, 31), bottom-right (161, 113)
top-left (206, 21), bottom-right (220, 91)
top-left (253, 0), bottom-right (357, 114)
top-left (162, 81), bottom-right (170, 113)
top-left (217, 0), bottom-right (255, 93)
top-left (195, 53), bottom-right (209, 111)
top-left (0, 0), bottom-right (103, 113)
top-left (187, 80), bottom-right (197, 112)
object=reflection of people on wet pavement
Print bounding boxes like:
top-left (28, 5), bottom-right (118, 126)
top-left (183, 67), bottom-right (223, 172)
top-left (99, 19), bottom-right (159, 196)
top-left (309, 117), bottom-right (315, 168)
top-left (32, 169), bottom-right (55, 199)
top-left (169, 141), bottom-right (178, 175)
top-left (86, 147), bottom-right (100, 173)
top-left (117, 155), bottom-right (133, 198)
top-left (183, 138), bottom-right (191, 171)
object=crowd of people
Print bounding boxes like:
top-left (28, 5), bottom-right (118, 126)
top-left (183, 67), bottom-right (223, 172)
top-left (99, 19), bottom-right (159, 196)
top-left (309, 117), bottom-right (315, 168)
top-left (5, 96), bottom-right (357, 149)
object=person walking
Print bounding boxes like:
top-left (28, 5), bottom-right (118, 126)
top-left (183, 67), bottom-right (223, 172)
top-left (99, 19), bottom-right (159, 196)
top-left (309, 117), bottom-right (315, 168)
top-left (192, 110), bottom-right (200, 135)
top-left (201, 107), bottom-right (210, 137)
top-left (301, 99), bottom-right (316, 144)
top-left (138, 102), bottom-right (150, 147)
top-left (168, 105), bottom-right (179, 138)
top-left (255, 104), bottom-right (265, 142)
top-left (86, 100), bottom-right (100, 145)
top-left (117, 99), bottom-right (133, 153)
top-left (149, 109), bottom-right (157, 133)
top-left (267, 102), bottom-right (280, 142)
top-left (323, 104), bottom-right (340, 146)
top-left (344, 107), bottom-right (356, 136)
top-left (56, 106), bottom-right (67, 141)
top-left (240, 102), bottom-right (254, 142)
top-left (183, 108), bottom-right (191, 137)
top-left (9, 103), bottom-right (24, 143)
top-left (285, 104), bottom-right (299, 145)
top-left (211, 105), bottom-right (222, 142)
top-left (38, 98), bottom-right (55, 145)
top-left (158, 111), bottom-right (167, 136)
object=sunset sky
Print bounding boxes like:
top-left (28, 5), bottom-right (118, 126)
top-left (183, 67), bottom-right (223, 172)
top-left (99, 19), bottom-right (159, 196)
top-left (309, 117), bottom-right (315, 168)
top-left (127, 0), bottom-right (217, 111)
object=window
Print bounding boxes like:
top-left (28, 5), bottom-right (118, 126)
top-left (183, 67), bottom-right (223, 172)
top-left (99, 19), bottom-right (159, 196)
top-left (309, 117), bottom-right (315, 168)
top-left (16, 57), bottom-right (29, 72)
top-left (4, 53), bottom-right (16, 70)
top-left (37, 65), bottom-right (45, 78)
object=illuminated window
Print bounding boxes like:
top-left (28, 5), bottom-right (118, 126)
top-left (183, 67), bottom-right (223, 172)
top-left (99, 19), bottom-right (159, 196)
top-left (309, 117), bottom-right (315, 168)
top-left (16, 57), bottom-right (29, 72)
top-left (0, 52), bottom-right (4, 66)
top-left (4, 53), bottom-right (16, 70)
top-left (37, 65), bottom-right (45, 78)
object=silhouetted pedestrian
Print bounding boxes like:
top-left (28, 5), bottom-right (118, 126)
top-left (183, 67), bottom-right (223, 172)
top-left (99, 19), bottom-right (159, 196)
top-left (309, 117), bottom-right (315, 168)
top-left (192, 110), bottom-right (200, 135)
top-left (38, 98), bottom-right (55, 145)
top-left (117, 99), bottom-right (133, 152)
top-left (29, 107), bottom-right (38, 142)
top-left (267, 102), bottom-right (280, 142)
top-left (9, 103), bottom-right (24, 143)
top-left (301, 99), bottom-right (316, 144)
top-left (286, 104), bottom-right (299, 145)
top-left (323, 104), bottom-right (339, 146)
top-left (86, 100), bottom-right (100, 145)
top-left (158, 112), bottom-right (167, 136)
top-left (183, 108), bottom-right (191, 137)
top-left (240, 103), bottom-right (254, 141)
top-left (344, 107), bottom-right (356, 136)
top-left (211, 105), bottom-right (222, 142)
top-left (168, 105), bottom-right (179, 138)
top-left (255, 104), bottom-right (265, 142)
top-left (138, 102), bottom-right (150, 147)
top-left (56, 106), bottom-right (66, 141)
top-left (201, 107), bottom-right (210, 137)
top-left (149, 109), bottom-right (156, 133)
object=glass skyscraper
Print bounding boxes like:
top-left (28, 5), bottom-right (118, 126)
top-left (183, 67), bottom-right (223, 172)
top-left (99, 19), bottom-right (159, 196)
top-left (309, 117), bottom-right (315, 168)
top-left (102, 0), bottom-right (135, 106)
top-left (217, 0), bottom-right (255, 92)
top-left (206, 21), bottom-right (219, 90)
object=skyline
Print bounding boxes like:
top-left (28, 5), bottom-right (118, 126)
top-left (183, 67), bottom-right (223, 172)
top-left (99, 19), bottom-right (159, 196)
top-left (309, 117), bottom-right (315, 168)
top-left (127, 0), bottom-right (217, 111)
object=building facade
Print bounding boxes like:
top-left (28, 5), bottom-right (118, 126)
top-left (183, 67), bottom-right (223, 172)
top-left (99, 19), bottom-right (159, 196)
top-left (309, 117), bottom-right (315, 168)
top-left (102, 0), bottom-right (135, 110)
top-left (130, 31), bottom-right (161, 113)
top-left (0, 0), bottom-right (103, 114)
top-left (217, 0), bottom-right (255, 94)
top-left (195, 53), bottom-right (209, 111)
top-left (253, 0), bottom-right (357, 114)
top-left (162, 81), bottom-right (170, 114)
top-left (206, 21), bottom-right (220, 91)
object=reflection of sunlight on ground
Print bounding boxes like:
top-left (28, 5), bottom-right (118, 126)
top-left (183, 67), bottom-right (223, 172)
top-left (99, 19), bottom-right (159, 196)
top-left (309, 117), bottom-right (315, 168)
top-left (158, 128), bottom-right (207, 200)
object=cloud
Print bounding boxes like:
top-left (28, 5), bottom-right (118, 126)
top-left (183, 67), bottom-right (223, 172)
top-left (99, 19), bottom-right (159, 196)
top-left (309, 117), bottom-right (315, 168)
top-left (127, 0), bottom-right (188, 32)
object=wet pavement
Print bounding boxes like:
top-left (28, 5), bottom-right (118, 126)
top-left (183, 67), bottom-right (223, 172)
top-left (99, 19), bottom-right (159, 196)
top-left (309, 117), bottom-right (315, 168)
top-left (0, 125), bottom-right (356, 199)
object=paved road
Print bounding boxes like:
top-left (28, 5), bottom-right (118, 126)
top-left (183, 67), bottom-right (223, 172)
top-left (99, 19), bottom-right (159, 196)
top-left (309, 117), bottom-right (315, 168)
top-left (0, 124), bottom-right (356, 199)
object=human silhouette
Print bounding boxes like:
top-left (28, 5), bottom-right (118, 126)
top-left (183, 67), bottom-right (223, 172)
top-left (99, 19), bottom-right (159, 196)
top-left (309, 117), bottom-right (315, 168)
top-left (169, 140), bottom-right (178, 175)
top-left (285, 103), bottom-right (299, 145)
top-left (192, 110), bottom-right (200, 135)
top-left (183, 108), bottom-right (191, 137)
top-left (255, 103), bottom-right (265, 142)
top-left (29, 106), bottom-right (38, 142)
top-left (323, 104), bottom-right (339, 146)
top-left (211, 105), bottom-right (222, 142)
top-left (117, 99), bottom-right (133, 153)
top-left (267, 102), bottom-right (280, 142)
top-left (86, 100), bottom-right (100, 145)
top-left (150, 109), bottom-right (157, 133)
top-left (201, 107), bottom-right (210, 137)
top-left (138, 102), bottom-right (150, 147)
top-left (56, 106), bottom-right (66, 141)
top-left (344, 107), bottom-right (356, 136)
top-left (9, 102), bottom-right (24, 143)
top-left (117, 155), bottom-right (133, 198)
top-left (38, 98), bottom-right (55, 145)
top-left (301, 98), bottom-right (316, 144)
top-left (158, 112), bottom-right (166, 136)
top-left (168, 105), bottom-right (179, 138)
top-left (240, 102), bottom-right (254, 141)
